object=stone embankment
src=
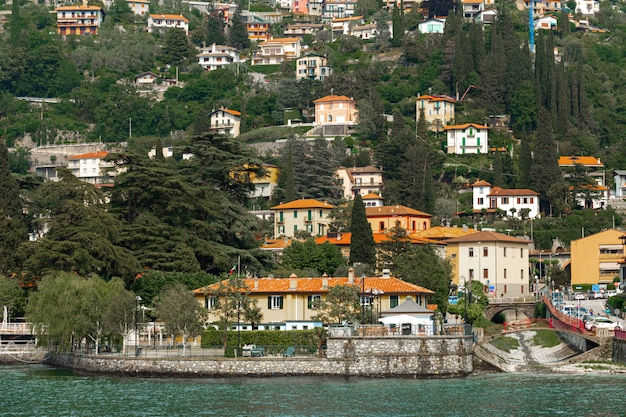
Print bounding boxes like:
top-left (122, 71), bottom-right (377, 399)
top-left (48, 335), bottom-right (475, 378)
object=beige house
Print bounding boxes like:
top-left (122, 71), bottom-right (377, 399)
top-left (252, 37), bottom-right (302, 66)
top-left (296, 54), bottom-right (332, 81)
top-left (570, 229), bottom-right (626, 286)
top-left (416, 94), bottom-right (456, 131)
top-left (445, 230), bottom-right (531, 298)
top-left (335, 166), bottom-right (384, 200)
top-left (313, 95), bottom-right (358, 125)
top-left (208, 108), bottom-right (241, 137)
top-left (271, 198), bottom-right (335, 237)
top-left (193, 269), bottom-right (435, 326)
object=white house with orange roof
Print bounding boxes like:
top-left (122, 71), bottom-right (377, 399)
top-left (362, 193), bottom-right (385, 207)
top-left (445, 230), bottom-right (531, 298)
top-left (558, 155), bottom-right (605, 187)
top-left (418, 18), bottom-right (446, 33)
top-left (471, 179), bottom-right (540, 218)
top-left (126, 0), bottom-right (149, 15)
top-left (416, 94), bottom-right (456, 131)
top-left (193, 268), bottom-right (435, 326)
top-left (331, 16), bottom-right (364, 34)
top-left (197, 44), bottom-right (242, 71)
top-left (335, 166), bottom-right (384, 199)
top-left (462, 0), bottom-right (484, 19)
top-left (55, 2), bottom-right (103, 36)
top-left (569, 184), bottom-right (609, 209)
top-left (313, 95), bottom-right (358, 125)
top-left (252, 37), bottom-right (302, 65)
top-left (271, 198), bottom-right (335, 237)
top-left (444, 123), bottom-right (489, 154)
top-left (148, 14), bottom-right (189, 35)
top-left (67, 150), bottom-right (117, 185)
top-left (208, 108), bottom-right (241, 137)
top-left (366, 205), bottom-right (431, 234)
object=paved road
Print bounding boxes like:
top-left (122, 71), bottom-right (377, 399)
top-left (563, 297), bottom-right (624, 328)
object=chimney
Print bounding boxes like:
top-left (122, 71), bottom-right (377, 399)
top-left (322, 278), bottom-right (328, 288)
top-left (290, 279), bottom-right (297, 290)
top-left (381, 269), bottom-right (391, 278)
top-left (254, 278), bottom-right (259, 289)
top-left (348, 267), bottom-right (355, 284)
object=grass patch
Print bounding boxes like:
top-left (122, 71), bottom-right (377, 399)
top-left (490, 336), bottom-right (520, 353)
top-left (239, 125), bottom-right (311, 143)
top-left (532, 329), bottom-right (561, 348)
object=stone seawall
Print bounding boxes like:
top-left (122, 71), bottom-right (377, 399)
top-left (48, 336), bottom-right (474, 378)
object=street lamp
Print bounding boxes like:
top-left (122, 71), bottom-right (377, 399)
top-left (361, 274), bottom-right (366, 326)
top-left (534, 275), bottom-right (539, 301)
top-left (461, 275), bottom-right (467, 323)
top-left (135, 295), bottom-right (142, 357)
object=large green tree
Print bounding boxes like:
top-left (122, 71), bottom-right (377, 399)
top-left (348, 194), bottom-right (376, 266)
top-left (313, 284), bottom-right (361, 324)
top-left (282, 239), bottom-right (345, 276)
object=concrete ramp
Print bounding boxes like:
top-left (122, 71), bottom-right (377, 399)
top-left (475, 330), bottom-right (584, 372)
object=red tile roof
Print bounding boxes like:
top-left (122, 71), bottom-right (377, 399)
top-left (68, 151), bottom-right (109, 160)
top-left (444, 123), bottom-right (489, 130)
top-left (149, 13), bottom-right (189, 22)
top-left (488, 186), bottom-right (538, 197)
top-left (416, 94), bottom-right (456, 103)
top-left (471, 179), bottom-right (491, 187)
top-left (362, 192), bottom-right (384, 200)
top-left (194, 275), bottom-right (434, 295)
top-left (313, 95), bottom-right (355, 103)
top-left (315, 232), bottom-right (437, 245)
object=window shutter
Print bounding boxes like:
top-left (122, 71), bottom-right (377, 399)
top-left (307, 295), bottom-right (313, 309)
top-left (268, 296), bottom-right (271, 309)
top-left (279, 296), bottom-right (284, 309)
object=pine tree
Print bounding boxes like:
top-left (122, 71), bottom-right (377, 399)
top-left (207, 11), bottom-right (226, 45)
top-left (228, 9), bottom-right (250, 51)
top-left (348, 194), bottom-right (376, 266)
top-left (155, 138), bottom-right (165, 161)
top-left (0, 140), bottom-right (27, 275)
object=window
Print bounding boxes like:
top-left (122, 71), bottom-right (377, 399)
top-left (502, 197), bottom-right (509, 204)
top-left (307, 210), bottom-right (312, 221)
top-left (293, 210), bottom-right (298, 218)
top-left (360, 296), bottom-right (371, 306)
top-left (278, 225), bottom-right (284, 234)
top-left (389, 295), bottom-right (399, 308)
top-left (520, 248), bottom-right (524, 257)
top-left (483, 247), bottom-right (488, 257)
top-left (520, 269), bottom-right (524, 280)
top-left (307, 295), bottom-right (322, 309)
top-left (279, 211), bottom-right (284, 222)
top-left (503, 247), bottom-right (507, 257)
top-left (293, 225), bottom-right (298, 233)
top-left (268, 295), bottom-right (284, 310)
top-left (306, 224), bottom-right (313, 233)
top-left (469, 269), bottom-right (474, 279)
top-left (204, 296), bottom-right (216, 310)
top-left (319, 210), bottom-right (323, 217)
top-left (503, 269), bottom-right (507, 279)
top-left (503, 285), bottom-right (507, 294)
top-left (483, 269), bottom-right (488, 279)
top-left (412, 221), bottom-right (416, 231)
top-left (469, 247), bottom-right (474, 257)
top-left (379, 221), bottom-right (385, 231)
top-left (478, 197), bottom-right (484, 205)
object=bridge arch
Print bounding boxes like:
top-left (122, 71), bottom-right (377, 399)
top-left (484, 302), bottom-right (536, 321)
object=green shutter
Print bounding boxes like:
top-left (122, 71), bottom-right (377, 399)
top-left (308, 210), bottom-right (312, 220)
top-left (279, 211), bottom-right (283, 222)
top-left (462, 137), bottom-right (465, 146)
top-left (268, 296), bottom-right (271, 309)
top-left (307, 295), bottom-right (313, 309)
top-left (279, 296), bottom-right (284, 309)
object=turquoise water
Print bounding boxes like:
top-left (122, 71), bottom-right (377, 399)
top-left (1, 365), bottom-right (625, 417)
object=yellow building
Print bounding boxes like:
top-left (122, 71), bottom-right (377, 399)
top-left (570, 229), bottom-right (626, 286)
top-left (193, 269), bottom-right (435, 326)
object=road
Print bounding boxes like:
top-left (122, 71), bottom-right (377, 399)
top-left (563, 296), bottom-right (624, 328)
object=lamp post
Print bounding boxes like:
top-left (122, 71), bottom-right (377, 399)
top-left (361, 274), bottom-right (366, 325)
top-left (534, 275), bottom-right (539, 301)
top-left (135, 295), bottom-right (142, 357)
top-left (461, 275), bottom-right (467, 323)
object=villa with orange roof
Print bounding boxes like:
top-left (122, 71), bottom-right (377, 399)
top-left (196, 44), bottom-right (242, 71)
top-left (444, 123), bottom-right (489, 154)
top-left (148, 14), bottom-right (189, 35)
top-left (362, 193), bottom-right (384, 207)
top-left (445, 230), bottom-right (531, 298)
top-left (271, 198), bottom-right (335, 237)
top-left (315, 230), bottom-right (439, 259)
top-left (67, 151), bottom-right (117, 185)
top-left (335, 165), bottom-right (384, 199)
top-left (55, 2), bottom-right (103, 36)
top-left (208, 108), bottom-right (241, 137)
top-left (366, 205), bottom-right (432, 234)
top-left (193, 268), bottom-right (435, 327)
top-left (416, 94), bottom-right (456, 131)
top-left (313, 95), bottom-right (358, 125)
top-left (558, 155), bottom-right (606, 187)
top-left (471, 179), bottom-right (539, 218)
top-left (569, 184), bottom-right (609, 209)
top-left (252, 37), bottom-right (302, 66)
top-left (331, 16), bottom-right (364, 34)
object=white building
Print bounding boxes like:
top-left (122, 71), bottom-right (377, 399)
top-left (67, 151), bottom-right (116, 185)
top-left (472, 180), bottom-right (540, 219)
top-left (335, 166), bottom-right (384, 200)
top-left (126, 0), bottom-right (149, 15)
top-left (574, 0), bottom-right (599, 15)
top-left (418, 18), bottom-right (445, 33)
top-left (614, 170), bottom-right (626, 198)
top-left (296, 54), bottom-right (332, 81)
top-left (208, 108), bottom-right (241, 137)
top-left (148, 14), bottom-right (189, 35)
top-left (197, 44), bottom-right (241, 71)
top-left (444, 123), bottom-right (489, 154)
top-left (252, 38), bottom-right (302, 66)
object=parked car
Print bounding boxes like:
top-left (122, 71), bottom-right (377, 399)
top-left (574, 292), bottom-right (586, 301)
top-left (448, 296), bottom-right (459, 305)
top-left (592, 291), bottom-right (604, 299)
top-left (584, 317), bottom-right (621, 331)
top-left (606, 290), bottom-right (618, 298)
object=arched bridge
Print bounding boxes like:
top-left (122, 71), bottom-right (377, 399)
top-left (484, 301), bottom-right (537, 321)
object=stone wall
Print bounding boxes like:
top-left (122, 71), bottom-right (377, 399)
top-left (48, 336), bottom-right (474, 378)
top-left (612, 338), bottom-right (626, 363)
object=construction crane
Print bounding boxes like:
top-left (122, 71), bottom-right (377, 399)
top-left (459, 85), bottom-right (476, 102)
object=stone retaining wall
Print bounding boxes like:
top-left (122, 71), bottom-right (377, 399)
top-left (48, 336), bottom-right (474, 378)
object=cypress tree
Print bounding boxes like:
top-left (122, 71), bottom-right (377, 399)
top-left (349, 194), bottom-right (377, 266)
top-left (518, 132), bottom-right (532, 189)
top-left (531, 107), bottom-right (562, 215)
top-left (228, 9), bottom-right (250, 51)
top-left (492, 149), bottom-right (505, 188)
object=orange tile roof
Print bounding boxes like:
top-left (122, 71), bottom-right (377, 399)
top-left (315, 233), bottom-right (351, 245)
top-left (558, 156), bottom-right (603, 167)
top-left (315, 232), bottom-right (437, 245)
top-left (313, 95), bottom-right (355, 103)
top-left (271, 199), bottom-right (335, 210)
top-left (416, 94), bottom-right (456, 103)
top-left (332, 16), bottom-right (364, 22)
top-left (347, 166), bottom-right (382, 175)
top-left (444, 123), bottom-right (489, 130)
top-left (150, 14), bottom-right (189, 22)
top-left (444, 230), bottom-right (531, 244)
top-left (260, 238), bottom-right (293, 250)
top-left (416, 226), bottom-right (478, 239)
top-left (56, 5), bottom-right (102, 10)
top-left (366, 205), bottom-right (431, 218)
top-left (261, 37), bottom-right (300, 44)
top-left (488, 186), bottom-right (539, 197)
top-left (213, 108), bottom-right (241, 117)
top-left (568, 184), bottom-right (608, 191)
top-left (194, 275), bottom-right (434, 295)
top-left (362, 192), bottom-right (384, 200)
top-left (471, 179), bottom-right (491, 187)
top-left (68, 151), bottom-right (109, 160)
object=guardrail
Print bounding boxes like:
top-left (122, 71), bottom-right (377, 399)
top-left (0, 323), bottom-right (32, 334)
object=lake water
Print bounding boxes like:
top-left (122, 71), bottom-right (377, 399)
top-left (1, 365), bottom-right (625, 417)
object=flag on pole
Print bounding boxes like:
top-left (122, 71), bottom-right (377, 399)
top-left (229, 264), bottom-right (237, 274)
